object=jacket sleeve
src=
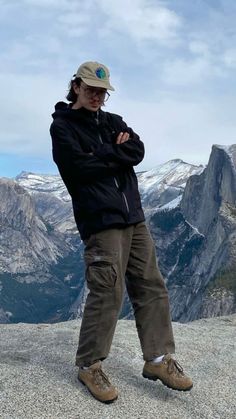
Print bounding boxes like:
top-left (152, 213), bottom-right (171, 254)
top-left (50, 120), bottom-right (121, 184)
top-left (93, 118), bottom-right (145, 166)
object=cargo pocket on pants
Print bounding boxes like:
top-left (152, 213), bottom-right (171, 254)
top-left (85, 253), bottom-right (118, 290)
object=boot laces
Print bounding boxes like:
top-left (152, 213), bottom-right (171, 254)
top-left (93, 367), bottom-right (111, 390)
top-left (167, 357), bottom-right (184, 376)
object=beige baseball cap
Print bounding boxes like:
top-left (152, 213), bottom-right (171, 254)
top-left (75, 61), bottom-right (115, 91)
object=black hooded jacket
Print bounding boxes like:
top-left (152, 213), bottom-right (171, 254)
top-left (50, 102), bottom-right (145, 240)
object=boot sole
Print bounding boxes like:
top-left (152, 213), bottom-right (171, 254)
top-left (142, 372), bottom-right (193, 392)
top-left (78, 377), bottom-right (118, 404)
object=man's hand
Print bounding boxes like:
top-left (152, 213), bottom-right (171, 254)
top-left (116, 132), bottom-right (130, 144)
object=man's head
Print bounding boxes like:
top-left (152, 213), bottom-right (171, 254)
top-left (67, 61), bottom-right (114, 111)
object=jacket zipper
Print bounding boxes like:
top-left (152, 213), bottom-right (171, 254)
top-left (96, 111), bottom-right (103, 144)
top-left (122, 191), bottom-right (130, 213)
top-left (114, 177), bottom-right (130, 213)
top-left (114, 177), bottom-right (119, 188)
top-left (96, 111), bottom-right (130, 214)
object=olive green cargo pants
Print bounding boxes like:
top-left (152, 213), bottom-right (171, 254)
top-left (75, 221), bottom-right (175, 367)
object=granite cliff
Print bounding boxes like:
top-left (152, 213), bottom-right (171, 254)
top-left (151, 145), bottom-right (236, 321)
top-left (0, 178), bottom-right (84, 323)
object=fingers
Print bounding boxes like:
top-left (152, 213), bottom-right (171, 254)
top-left (116, 132), bottom-right (130, 144)
top-left (116, 132), bottom-right (122, 144)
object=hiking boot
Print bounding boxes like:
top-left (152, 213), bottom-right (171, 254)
top-left (142, 354), bottom-right (193, 391)
top-left (78, 361), bottom-right (118, 403)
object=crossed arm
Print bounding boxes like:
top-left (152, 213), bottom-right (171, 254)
top-left (50, 119), bottom-right (144, 184)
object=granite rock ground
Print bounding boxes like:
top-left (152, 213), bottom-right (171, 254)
top-left (0, 315), bottom-right (235, 419)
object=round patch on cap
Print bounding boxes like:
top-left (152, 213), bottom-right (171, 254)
top-left (95, 67), bottom-right (106, 79)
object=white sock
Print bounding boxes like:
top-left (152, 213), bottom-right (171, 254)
top-left (152, 355), bottom-right (164, 363)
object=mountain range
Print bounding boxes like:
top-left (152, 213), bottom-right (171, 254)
top-left (0, 144), bottom-right (235, 323)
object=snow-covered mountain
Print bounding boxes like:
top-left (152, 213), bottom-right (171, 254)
top-left (16, 172), bottom-right (75, 233)
top-left (16, 172), bottom-right (70, 202)
top-left (137, 159), bottom-right (204, 215)
top-left (16, 159), bottom-right (204, 220)
top-left (1, 150), bottom-right (236, 323)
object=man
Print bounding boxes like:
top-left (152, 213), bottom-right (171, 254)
top-left (50, 61), bottom-right (193, 404)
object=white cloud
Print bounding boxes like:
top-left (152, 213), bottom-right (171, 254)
top-left (23, 0), bottom-right (69, 8)
top-left (0, 37), bottom-right (64, 75)
top-left (22, 0), bottom-right (182, 45)
top-left (189, 41), bottom-right (210, 57)
top-left (0, 73), bottom-right (65, 156)
top-left (98, 0), bottom-right (182, 44)
top-left (56, 10), bottom-right (92, 38)
top-left (162, 56), bottom-right (225, 86)
top-left (186, 4), bottom-right (236, 72)
top-left (223, 49), bottom-right (236, 69)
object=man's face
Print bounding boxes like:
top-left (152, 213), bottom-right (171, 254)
top-left (74, 81), bottom-right (109, 111)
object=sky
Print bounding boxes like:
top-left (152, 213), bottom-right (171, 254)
top-left (0, 0), bottom-right (236, 177)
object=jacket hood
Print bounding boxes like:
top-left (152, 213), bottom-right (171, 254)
top-left (51, 101), bottom-right (102, 122)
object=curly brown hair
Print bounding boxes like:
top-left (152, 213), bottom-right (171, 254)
top-left (66, 76), bottom-right (82, 103)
